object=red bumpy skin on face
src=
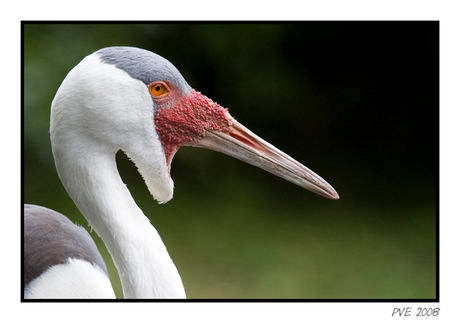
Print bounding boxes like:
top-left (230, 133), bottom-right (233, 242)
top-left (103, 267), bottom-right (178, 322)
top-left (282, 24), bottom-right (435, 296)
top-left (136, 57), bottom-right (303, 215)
top-left (154, 90), bottom-right (232, 169)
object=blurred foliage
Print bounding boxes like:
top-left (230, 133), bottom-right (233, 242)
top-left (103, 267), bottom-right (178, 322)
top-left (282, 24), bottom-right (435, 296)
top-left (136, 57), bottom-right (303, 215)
top-left (23, 22), bottom-right (437, 299)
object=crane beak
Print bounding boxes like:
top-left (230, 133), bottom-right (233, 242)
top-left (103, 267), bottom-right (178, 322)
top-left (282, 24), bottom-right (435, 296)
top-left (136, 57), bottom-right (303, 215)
top-left (155, 89), bottom-right (338, 200)
top-left (192, 116), bottom-right (340, 200)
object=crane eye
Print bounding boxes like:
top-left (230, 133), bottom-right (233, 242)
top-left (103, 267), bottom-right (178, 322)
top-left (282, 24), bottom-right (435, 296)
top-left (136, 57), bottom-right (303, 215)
top-left (149, 82), bottom-right (168, 97)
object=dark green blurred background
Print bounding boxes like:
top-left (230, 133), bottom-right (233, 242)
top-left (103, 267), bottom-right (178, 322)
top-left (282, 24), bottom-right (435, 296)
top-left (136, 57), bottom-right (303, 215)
top-left (23, 22), bottom-right (438, 299)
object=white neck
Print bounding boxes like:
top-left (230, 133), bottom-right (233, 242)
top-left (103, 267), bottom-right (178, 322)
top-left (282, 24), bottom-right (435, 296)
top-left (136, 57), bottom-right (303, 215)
top-left (49, 54), bottom-right (184, 298)
top-left (54, 148), bottom-right (185, 299)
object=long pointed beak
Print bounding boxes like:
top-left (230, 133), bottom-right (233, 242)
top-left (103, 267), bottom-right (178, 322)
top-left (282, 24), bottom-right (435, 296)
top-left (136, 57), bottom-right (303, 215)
top-left (191, 116), bottom-right (339, 200)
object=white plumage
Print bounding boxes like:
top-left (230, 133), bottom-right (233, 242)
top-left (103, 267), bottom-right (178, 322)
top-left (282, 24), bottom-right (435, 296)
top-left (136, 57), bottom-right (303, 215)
top-left (24, 258), bottom-right (115, 299)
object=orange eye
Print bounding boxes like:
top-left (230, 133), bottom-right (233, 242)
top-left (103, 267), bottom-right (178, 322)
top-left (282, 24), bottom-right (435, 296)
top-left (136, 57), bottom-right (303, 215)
top-left (149, 82), bottom-right (168, 97)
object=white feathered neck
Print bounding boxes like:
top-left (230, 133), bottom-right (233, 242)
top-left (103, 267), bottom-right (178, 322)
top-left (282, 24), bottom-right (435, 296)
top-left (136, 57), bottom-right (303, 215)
top-left (50, 52), bottom-right (185, 298)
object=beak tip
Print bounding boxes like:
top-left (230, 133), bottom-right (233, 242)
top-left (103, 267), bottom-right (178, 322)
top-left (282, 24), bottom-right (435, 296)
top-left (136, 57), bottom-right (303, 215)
top-left (322, 187), bottom-right (339, 200)
top-left (330, 190), bottom-right (340, 200)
